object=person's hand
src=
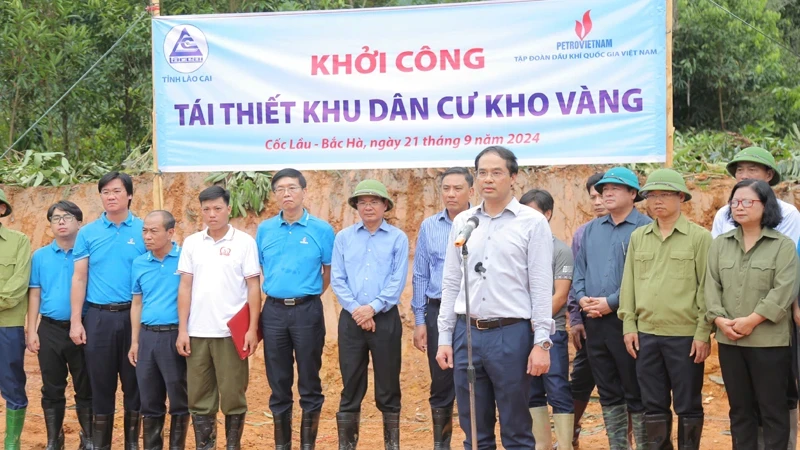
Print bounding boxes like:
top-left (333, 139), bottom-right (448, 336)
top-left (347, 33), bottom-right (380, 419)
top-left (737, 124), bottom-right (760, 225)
top-left (26, 331), bottom-right (40, 354)
top-left (730, 316), bottom-right (758, 337)
top-left (436, 345), bottom-right (454, 370)
top-left (570, 324), bottom-right (586, 350)
top-left (128, 343), bottom-right (139, 367)
top-left (584, 297), bottom-right (611, 318)
top-left (624, 332), bottom-right (639, 359)
top-left (793, 303), bottom-right (800, 327)
top-left (528, 345), bottom-right (551, 376)
top-left (352, 305), bottom-right (376, 326)
top-left (359, 318), bottom-right (376, 332)
top-left (176, 331), bottom-right (192, 357)
top-left (70, 321), bottom-right (86, 346)
top-left (243, 329), bottom-right (259, 357)
top-left (413, 325), bottom-right (427, 352)
top-left (689, 340), bottom-right (710, 364)
top-left (714, 317), bottom-right (743, 341)
top-left (578, 296), bottom-right (593, 309)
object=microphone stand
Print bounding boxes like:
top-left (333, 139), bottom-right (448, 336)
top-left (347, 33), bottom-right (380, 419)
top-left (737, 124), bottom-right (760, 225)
top-left (461, 243), bottom-right (478, 450)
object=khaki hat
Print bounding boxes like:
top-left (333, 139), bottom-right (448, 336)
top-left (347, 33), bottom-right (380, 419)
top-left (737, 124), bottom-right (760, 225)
top-left (347, 180), bottom-right (394, 212)
top-left (0, 189), bottom-right (11, 217)
top-left (640, 169), bottom-right (692, 202)
top-left (726, 146), bottom-right (780, 186)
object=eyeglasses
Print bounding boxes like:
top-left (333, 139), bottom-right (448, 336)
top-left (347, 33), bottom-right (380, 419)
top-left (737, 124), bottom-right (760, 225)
top-left (646, 192), bottom-right (679, 201)
top-left (357, 200), bottom-right (384, 208)
top-left (476, 170), bottom-right (508, 180)
top-left (729, 199), bottom-right (762, 208)
top-left (49, 214), bottom-right (76, 224)
top-left (273, 186), bottom-right (302, 195)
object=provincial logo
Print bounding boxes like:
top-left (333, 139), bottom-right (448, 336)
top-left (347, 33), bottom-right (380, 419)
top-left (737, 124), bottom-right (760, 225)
top-left (163, 25), bottom-right (208, 73)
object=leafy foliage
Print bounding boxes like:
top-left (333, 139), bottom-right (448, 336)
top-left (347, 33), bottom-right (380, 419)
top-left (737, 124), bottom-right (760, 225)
top-left (204, 171), bottom-right (273, 218)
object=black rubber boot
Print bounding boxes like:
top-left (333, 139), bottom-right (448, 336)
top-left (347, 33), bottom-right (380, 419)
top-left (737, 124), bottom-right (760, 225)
top-left (431, 407), bottom-right (453, 449)
top-left (142, 415), bottom-right (165, 450)
top-left (192, 414), bottom-right (217, 450)
top-left (336, 412), bottom-right (360, 450)
top-left (43, 407), bottom-right (65, 450)
top-left (301, 410), bottom-right (321, 450)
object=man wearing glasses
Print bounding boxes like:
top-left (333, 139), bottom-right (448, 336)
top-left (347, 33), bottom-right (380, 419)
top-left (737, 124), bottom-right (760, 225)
top-left (331, 180), bottom-right (409, 450)
top-left (256, 168), bottom-right (335, 449)
top-left (27, 201), bottom-right (93, 449)
top-left (69, 171), bottom-right (146, 449)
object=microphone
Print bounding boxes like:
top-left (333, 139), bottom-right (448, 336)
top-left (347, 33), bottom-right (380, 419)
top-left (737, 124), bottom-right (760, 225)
top-left (474, 262), bottom-right (486, 274)
top-left (454, 216), bottom-right (480, 247)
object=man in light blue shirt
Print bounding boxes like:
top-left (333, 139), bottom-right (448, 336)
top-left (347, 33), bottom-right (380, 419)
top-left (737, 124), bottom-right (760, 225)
top-left (69, 171), bottom-right (146, 449)
top-left (128, 211), bottom-right (188, 449)
top-left (331, 179), bottom-right (409, 450)
top-left (26, 201), bottom-right (92, 450)
top-left (411, 167), bottom-right (473, 448)
top-left (256, 168), bottom-right (335, 450)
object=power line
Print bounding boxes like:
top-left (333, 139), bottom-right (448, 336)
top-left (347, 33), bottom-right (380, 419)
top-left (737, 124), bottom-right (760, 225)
top-left (702, 0), bottom-right (800, 60)
top-left (0, 10), bottom-right (149, 161)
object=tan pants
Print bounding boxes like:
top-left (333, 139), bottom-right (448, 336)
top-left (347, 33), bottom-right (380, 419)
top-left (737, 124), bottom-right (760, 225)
top-left (187, 337), bottom-right (249, 415)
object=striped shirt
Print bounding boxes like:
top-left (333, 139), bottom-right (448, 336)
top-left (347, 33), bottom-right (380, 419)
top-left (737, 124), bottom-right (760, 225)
top-left (412, 209), bottom-right (454, 326)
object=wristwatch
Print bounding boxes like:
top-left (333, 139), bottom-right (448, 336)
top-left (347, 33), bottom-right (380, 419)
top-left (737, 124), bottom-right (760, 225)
top-left (537, 340), bottom-right (552, 351)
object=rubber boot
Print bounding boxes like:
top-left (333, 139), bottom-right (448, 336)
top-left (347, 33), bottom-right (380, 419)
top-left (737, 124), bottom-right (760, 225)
top-left (572, 400), bottom-right (589, 448)
top-left (530, 406), bottom-right (553, 450)
top-left (44, 407), bottom-right (66, 450)
top-left (225, 413), bottom-right (246, 450)
top-left (76, 407), bottom-right (93, 450)
top-left (168, 415), bottom-right (190, 450)
top-left (336, 412), bottom-right (360, 450)
top-left (92, 414), bottom-right (114, 450)
top-left (677, 415), bottom-right (703, 450)
top-left (601, 404), bottom-right (628, 450)
top-left (644, 413), bottom-right (673, 450)
top-left (628, 412), bottom-right (634, 450)
top-left (142, 415), bottom-right (165, 450)
top-left (4, 407), bottom-right (26, 450)
top-left (192, 414), bottom-right (217, 450)
top-left (431, 407), bottom-right (453, 450)
top-left (301, 410), bottom-right (321, 450)
top-left (125, 410), bottom-right (142, 450)
top-left (631, 412), bottom-right (647, 449)
top-left (553, 413), bottom-right (575, 450)
top-left (382, 412), bottom-right (400, 450)
top-left (273, 410), bottom-right (292, 450)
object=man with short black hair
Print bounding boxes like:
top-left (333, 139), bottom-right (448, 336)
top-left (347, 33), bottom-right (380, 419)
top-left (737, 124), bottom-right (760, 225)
top-left (27, 200), bottom-right (92, 450)
top-left (129, 210), bottom-right (189, 449)
top-left (256, 168), bottom-right (335, 450)
top-left (69, 171), bottom-right (146, 449)
top-left (412, 167), bottom-right (473, 448)
top-left (176, 186), bottom-right (261, 450)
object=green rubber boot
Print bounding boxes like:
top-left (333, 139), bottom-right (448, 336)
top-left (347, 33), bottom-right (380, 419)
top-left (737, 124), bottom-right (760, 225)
top-left (4, 407), bottom-right (26, 450)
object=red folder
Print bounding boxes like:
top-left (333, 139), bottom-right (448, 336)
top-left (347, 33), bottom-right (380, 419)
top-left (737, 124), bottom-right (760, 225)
top-left (227, 303), bottom-right (263, 360)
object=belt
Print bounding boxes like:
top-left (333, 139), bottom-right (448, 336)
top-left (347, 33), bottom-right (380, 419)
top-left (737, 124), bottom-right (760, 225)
top-left (268, 295), bottom-right (320, 306)
top-left (88, 302), bottom-right (131, 312)
top-left (41, 316), bottom-right (70, 328)
top-left (427, 298), bottom-right (441, 306)
top-left (142, 324), bottom-right (179, 332)
top-left (458, 315), bottom-right (525, 330)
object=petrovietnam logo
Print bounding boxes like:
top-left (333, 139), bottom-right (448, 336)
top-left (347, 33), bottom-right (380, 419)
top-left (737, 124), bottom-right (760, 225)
top-left (163, 25), bottom-right (208, 73)
top-left (575, 10), bottom-right (592, 41)
top-left (556, 10), bottom-right (613, 51)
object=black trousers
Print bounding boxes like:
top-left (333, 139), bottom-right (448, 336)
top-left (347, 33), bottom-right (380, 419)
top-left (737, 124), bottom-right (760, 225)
top-left (37, 318), bottom-right (92, 410)
top-left (84, 306), bottom-right (140, 415)
top-left (584, 315), bottom-right (643, 411)
top-left (262, 297), bottom-right (326, 415)
top-left (719, 344), bottom-right (790, 450)
top-left (135, 328), bottom-right (188, 417)
top-left (425, 301), bottom-right (455, 409)
top-left (338, 306), bottom-right (401, 413)
top-left (570, 331), bottom-right (596, 403)
top-left (636, 333), bottom-right (703, 417)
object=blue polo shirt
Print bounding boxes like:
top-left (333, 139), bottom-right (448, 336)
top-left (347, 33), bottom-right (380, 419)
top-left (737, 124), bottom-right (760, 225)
top-left (74, 212), bottom-right (146, 305)
top-left (256, 209), bottom-right (335, 298)
top-left (131, 243), bottom-right (181, 326)
top-left (29, 241), bottom-right (76, 321)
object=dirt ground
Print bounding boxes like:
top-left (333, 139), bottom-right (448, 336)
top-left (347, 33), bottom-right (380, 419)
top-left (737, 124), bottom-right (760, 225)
top-left (3, 324), bottom-right (739, 450)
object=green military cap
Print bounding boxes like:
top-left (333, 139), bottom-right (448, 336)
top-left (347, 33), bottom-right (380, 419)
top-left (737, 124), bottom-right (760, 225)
top-left (640, 168), bottom-right (692, 202)
top-left (348, 180), bottom-right (394, 212)
top-left (726, 146), bottom-right (780, 186)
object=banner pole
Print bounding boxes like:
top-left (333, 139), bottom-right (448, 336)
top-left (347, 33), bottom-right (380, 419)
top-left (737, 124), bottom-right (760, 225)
top-left (666, 0), bottom-right (674, 168)
top-left (149, 0), bottom-right (164, 210)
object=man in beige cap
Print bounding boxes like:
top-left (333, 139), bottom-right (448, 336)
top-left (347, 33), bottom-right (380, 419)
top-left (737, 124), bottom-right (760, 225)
top-left (331, 180), bottom-right (409, 450)
top-left (0, 188), bottom-right (32, 450)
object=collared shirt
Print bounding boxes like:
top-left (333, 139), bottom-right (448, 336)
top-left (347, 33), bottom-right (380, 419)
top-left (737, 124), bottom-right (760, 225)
top-left (73, 212), bottom-right (146, 304)
top-left (567, 222), bottom-right (590, 327)
top-left (30, 240), bottom-right (76, 321)
top-left (618, 215), bottom-right (713, 342)
top-left (712, 199), bottom-right (800, 244)
top-left (331, 220), bottom-right (409, 314)
top-left (552, 237), bottom-right (574, 332)
top-left (0, 225), bottom-right (32, 327)
top-left (439, 198), bottom-right (555, 346)
top-left (178, 225), bottom-right (260, 337)
top-left (705, 227), bottom-right (799, 347)
top-left (131, 243), bottom-right (181, 326)
top-left (412, 208), bottom-right (454, 326)
top-left (256, 209), bottom-right (335, 298)
top-left (571, 208), bottom-right (652, 312)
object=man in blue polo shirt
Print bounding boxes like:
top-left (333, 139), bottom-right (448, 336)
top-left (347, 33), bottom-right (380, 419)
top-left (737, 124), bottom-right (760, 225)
top-left (256, 168), bottom-right (335, 450)
top-left (69, 171), bottom-right (146, 449)
top-left (26, 201), bottom-right (93, 450)
top-left (129, 211), bottom-right (189, 450)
